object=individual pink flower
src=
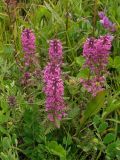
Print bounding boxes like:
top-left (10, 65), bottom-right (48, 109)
top-left (98, 12), bottom-right (105, 19)
top-left (98, 11), bottom-right (116, 32)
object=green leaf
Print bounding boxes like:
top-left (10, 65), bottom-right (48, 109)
top-left (75, 56), bottom-right (85, 67)
top-left (77, 68), bottom-right (89, 79)
top-left (0, 13), bottom-right (8, 19)
top-left (32, 6), bottom-right (51, 25)
top-left (93, 115), bottom-right (101, 125)
top-left (0, 152), bottom-right (9, 160)
top-left (106, 140), bottom-right (120, 159)
top-left (98, 122), bottom-right (108, 133)
top-left (63, 133), bottom-right (73, 146)
top-left (46, 141), bottom-right (66, 159)
top-left (3, 44), bottom-right (14, 55)
top-left (103, 133), bottom-right (116, 144)
top-left (0, 126), bottom-right (7, 135)
top-left (108, 57), bottom-right (114, 67)
top-left (114, 56), bottom-right (120, 69)
top-left (44, 1), bottom-right (65, 26)
top-left (68, 107), bottom-right (80, 119)
top-left (102, 99), bottom-right (120, 119)
top-left (0, 111), bottom-right (10, 124)
top-left (108, 56), bottom-right (120, 69)
top-left (2, 137), bottom-right (11, 150)
top-left (80, 91), bottom-right (106, 127)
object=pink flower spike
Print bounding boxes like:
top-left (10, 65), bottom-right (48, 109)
top-left (43, 39), bottom-right (66, 124)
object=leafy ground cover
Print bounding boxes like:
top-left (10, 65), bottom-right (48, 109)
top-left (0, 0), bottom-right (120, 159)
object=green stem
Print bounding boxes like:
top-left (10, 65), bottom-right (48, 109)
top-left (115, 111), bottom-right (118, 139)
top-left (65, 2), bottom-right (69, 47)
top-left (12, 146), bottom-right (27, 157)
top-left (93, 0), bottom-right (98, 36)
top-left (96, 150), bottom-right (102, 160)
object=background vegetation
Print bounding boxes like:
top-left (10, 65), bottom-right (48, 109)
top-left (0, 0), bottom-right (120, 159)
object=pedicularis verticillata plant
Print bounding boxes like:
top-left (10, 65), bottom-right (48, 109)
top-left (1, 0), bottom-right (120, 159)
top-left (21, 29), bottom-right (36, 67)
top-left (80, 35), bottom-right (113, 96)
top-left (21, 29), bottom-right (40, 86)
top-left (43, 40), bottom-right (66, 127)
top-left (80, 11), bottom-right (116, 96)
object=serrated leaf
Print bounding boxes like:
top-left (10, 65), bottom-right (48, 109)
top-left (46, 141), bottom-right (66, 159)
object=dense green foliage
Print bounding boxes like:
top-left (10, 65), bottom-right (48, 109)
top-left (0, 0), bottom-right (120, 159)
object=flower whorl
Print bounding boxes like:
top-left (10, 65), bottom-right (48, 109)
top-left (21, 29), bottom-right (36, 66)
top-left (80, 35), bottom-right (113, 96)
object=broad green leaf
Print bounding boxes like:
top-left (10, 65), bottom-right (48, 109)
top-left (108, 56), bottom-right (120, 69)
top-left (108, 57), bottom-right (114, 67)
top-left (80, 91), bottom-right (106, 127)
top-left (106, 140), bottom-right (120, 159)
top-left (77, 68), bottom-right (90, 79)
top-left (2, 137), bottom-right (11, 150)
top-left (103, 133), bottom-right (116, 144)
top-left (114, 56), bottom-right (120, 69)
top-left (46, 141), bottom-right (66, 159)
top-left (75, 56), bottom-right (85, 67)
top-left (63, 133), bottom-right (73, 146)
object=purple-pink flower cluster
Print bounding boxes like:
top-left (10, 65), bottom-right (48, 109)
top-left (21, 29), bottom-right (40, 86)
top-left (80, 35), bottom-right (113, 96)
top-left (83, 35), bottom-right (113, 74)
top-left (21, 29), bottom-right (36, 67)
top-left (43, 40), bottom-right (65, 124)
top-left (98, 12), bottom-right (116, 32)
